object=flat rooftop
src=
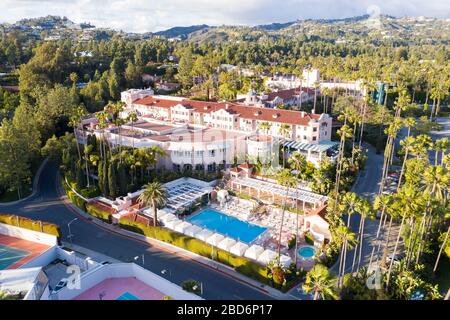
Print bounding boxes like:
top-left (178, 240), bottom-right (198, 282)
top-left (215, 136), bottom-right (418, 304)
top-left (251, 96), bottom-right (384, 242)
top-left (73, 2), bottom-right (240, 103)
top-left (0, 234), bottom-right (50, 270)
top-left (73, 277), bottom-right (165, 300)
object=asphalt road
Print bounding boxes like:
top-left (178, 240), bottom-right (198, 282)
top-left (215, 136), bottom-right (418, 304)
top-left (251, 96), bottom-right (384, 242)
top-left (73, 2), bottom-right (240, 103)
top-left (0, 162), bottom-right (272, 300)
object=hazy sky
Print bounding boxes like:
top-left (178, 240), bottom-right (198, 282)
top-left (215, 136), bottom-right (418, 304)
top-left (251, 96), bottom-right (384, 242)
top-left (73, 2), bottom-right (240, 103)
top-left (1, 0), bottom-right (449, 33)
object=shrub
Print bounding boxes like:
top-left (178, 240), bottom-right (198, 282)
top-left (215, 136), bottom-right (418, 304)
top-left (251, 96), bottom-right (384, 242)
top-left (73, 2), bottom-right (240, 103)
top-left (181, 280), bottom-right (201, 294)
top-left (86, 203), bottom-right (112, 223)
top-left (0, 214), bottom-right (61, 239)
top-left (304, 231), bottom-right (315, 245)
top-left (61, 177), bottom-right (87, 210)
top-left (288, 235), bottom-right (296, 249)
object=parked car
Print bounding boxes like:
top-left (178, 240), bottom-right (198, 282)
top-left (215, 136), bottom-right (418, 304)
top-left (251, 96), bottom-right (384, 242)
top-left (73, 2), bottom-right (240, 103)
top-left (51, 279), bottom-right (68, 294)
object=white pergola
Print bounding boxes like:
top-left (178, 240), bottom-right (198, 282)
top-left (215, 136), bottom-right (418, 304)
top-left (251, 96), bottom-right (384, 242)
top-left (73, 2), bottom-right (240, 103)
top-left (230, 177), bottom-right (328, 209)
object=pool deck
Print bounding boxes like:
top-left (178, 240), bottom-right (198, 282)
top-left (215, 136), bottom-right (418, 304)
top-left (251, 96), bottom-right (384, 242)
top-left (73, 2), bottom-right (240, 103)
top-left (0, 234), bottom-right (51, 269)
top-left (73, 277), bottom-right (166, 300)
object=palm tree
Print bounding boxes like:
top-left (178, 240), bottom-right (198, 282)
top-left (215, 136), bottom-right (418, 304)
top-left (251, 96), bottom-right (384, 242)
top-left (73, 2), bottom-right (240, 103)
top-left (433, 226), bottom-right (450, 273)
top-left (435, 137), bottom-right (450, 167)
top-left (354, 198), bottom-right (372, 272)
top-left (414, 166), bottom-right (449, 262)
top-left (68, 106), bottom-right (88, 163)
top-left (127, 111), bottom-right (139, 149)
top-left (303, 264), bottom-right (338, 300)
top-left (403, 117), bottom-right (416, 138)
top-left (275, 169), bottom-right (297, 261)
top-left (288, 151), bottom-right (307, 180)
top-left (138, 182), bottom-right (168, 227)
top-left (370, 194), bottom-right (393, 269)
top-left (335, 225), bottom-right (357, 288)
top-left (279, 124), bottom-right (291, 167)
top-left (334, 124), bottom-right (353, 209)
top-left (386, 186), bottom-right (421, 287)
top-left (397, 136), bottom-right (415, 190)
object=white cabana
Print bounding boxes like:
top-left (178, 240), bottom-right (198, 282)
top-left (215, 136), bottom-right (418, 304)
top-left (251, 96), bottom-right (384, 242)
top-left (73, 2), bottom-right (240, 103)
top-left (184, 225), bottom-right (203, 237)
top-left (164, 218), bottom-right (183, 230)
top-left (217, 237), bottom-right (237, 252)
top-left (217, 189), bottom-right (229, 202)
top-left (257, 249), bottom-right (278, 265)
top-left (280, 255), bottom-right (293, 268)
top-left (174, 221), bottom-right (193, 233)
top-left (159, 213), bottom-right (177, 223)
top-left (244, 244), bottom-right (264, 260)
top-left (196, 229), bottom-right (214, 242)
top-left (229, 242), bottom-right (249, 257)
top-left (206, 233), bottom-right (225, 246)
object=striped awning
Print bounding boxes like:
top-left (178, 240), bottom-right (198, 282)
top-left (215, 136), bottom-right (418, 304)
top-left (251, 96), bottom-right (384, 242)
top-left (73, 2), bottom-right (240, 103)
top-left (281, 139), bottom-right (339, 153)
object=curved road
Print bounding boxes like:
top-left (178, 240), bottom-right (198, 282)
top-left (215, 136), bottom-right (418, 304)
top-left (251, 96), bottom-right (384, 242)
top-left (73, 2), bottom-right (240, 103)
top-left (0, 162), bottom-right (272, 300)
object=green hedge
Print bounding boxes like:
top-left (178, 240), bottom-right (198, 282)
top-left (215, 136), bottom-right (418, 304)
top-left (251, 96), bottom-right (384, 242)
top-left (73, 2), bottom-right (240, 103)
top-left (118, 219), bottom-right (275, 287)
top-left (86, 203), bottom-right (112, 223)
top-left (0, 213), bottom-right (61, 239)
top-left (62, 179), bottom-right (87, 211)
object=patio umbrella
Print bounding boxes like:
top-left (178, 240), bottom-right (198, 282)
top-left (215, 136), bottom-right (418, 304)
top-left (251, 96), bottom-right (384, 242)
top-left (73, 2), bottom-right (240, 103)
top-left (280, 255), bottom-right (293, 268)
top-left (257, 249), bottom-right (278, 265)
top-left (206, 233), bottom-right (225, 246)
top-left (164, 218), bottom-right (183, 230)
top-left (229, 242), bottom-right (249, 257)
top-left (217, 237), bottom-right (237, 252)
top-left (196, 229), bottom-right (214, 242)
top-left (184, 225), bottom-right (203, 237)
top-left (244, 244), bottom-right (264, 260)
top-left (174, 221), bottom-right (193, 233)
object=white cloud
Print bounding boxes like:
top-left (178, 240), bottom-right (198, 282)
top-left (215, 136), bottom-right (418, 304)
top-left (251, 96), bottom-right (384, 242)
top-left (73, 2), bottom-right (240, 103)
top-left (0, 0), bottom-right (449, 33)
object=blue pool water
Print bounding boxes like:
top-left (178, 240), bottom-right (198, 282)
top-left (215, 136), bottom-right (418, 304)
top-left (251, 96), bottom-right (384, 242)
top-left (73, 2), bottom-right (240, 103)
top-left (116, 292), bottom-right (140, 300)
top-left (0, 244), bottom-right (30, 270)
top-left (298, 246), bottom-right (316, 259)
top-left (188, 209), bottom-right (267, 244)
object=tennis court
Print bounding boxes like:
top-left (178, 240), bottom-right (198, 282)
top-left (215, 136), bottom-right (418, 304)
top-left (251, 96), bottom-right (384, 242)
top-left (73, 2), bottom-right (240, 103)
top-left (0, 244), bottom-right (30, 270)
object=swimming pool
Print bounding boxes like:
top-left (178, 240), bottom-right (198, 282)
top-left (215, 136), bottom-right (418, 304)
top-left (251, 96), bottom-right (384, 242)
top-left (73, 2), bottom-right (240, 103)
top-left (298, 246), bottom-right (316, 259)
top-left (188, 209), bottom-right (267, 244)
top-left (0, 244), bottom-right (30, 270)
top-left (115, 291), bottom-right (140, 300)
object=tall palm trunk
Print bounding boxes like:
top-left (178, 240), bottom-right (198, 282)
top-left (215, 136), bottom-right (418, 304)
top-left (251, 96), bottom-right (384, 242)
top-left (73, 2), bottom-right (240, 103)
top-left (386, 208), bottom-right (407, 288)
top-left (433, 226), bottom-right (449, 273)
top-left (357, 217), bottom-right (365, 271)
top-left (277, 187), bottom-right (289, 262)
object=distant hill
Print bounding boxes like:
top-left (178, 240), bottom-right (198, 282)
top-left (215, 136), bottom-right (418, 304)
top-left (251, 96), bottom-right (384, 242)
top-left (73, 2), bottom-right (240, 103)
top-left (154, 24), bottom-right (209, 39)
top-left (255, 21), bottom-right (296, 31)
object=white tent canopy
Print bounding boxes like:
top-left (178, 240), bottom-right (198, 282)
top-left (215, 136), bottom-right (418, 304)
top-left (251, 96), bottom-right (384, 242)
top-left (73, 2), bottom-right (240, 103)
top-left (174, 221), bottom-right (193, 233)
top-left (184, 225), bottom-right (203, 237)
top-left (159, 213), bottom-right (177, 223)
top-left (257, 249), bottom-right (278, 265)
top-left (196, 229), bottom-right (214, 242)
top-left (165, 218), bottom-right (183, 230)
top-left (244, 244), bottom-right (264, 260)
top-left (280, 255), bottom-right (293, 268)
top-left (229, 242), bottom-right (249, 257)
top-left (206, 233), bottom-right (225, 246)
top-left (217, 237), bottom-right (237, 252)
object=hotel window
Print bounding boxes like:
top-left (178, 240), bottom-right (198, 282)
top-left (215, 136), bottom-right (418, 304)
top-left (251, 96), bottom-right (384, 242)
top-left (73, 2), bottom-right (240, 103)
top-left (313, 137), bottom-right (317, 141)
top-left (313, 127), bottom-right (317, 132)
top-left (209, 150), bottom-right (215, 157)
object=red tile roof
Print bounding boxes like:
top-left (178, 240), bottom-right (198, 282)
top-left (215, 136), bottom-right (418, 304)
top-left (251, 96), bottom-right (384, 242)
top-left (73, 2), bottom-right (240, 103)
top-left (133, 96), bottom-right (321, 126)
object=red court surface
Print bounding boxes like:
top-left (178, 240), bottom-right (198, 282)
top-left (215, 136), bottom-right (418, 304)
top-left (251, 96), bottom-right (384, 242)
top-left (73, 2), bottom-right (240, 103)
top-left (73, 277), bottom-right (165, 300)
top-left (0, 234), bottom-right (51, 269)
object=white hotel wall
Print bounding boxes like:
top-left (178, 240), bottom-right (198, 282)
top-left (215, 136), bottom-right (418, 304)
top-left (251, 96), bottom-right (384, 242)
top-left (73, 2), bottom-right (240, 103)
top-left (54, 263), bottom-right (202, 300)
